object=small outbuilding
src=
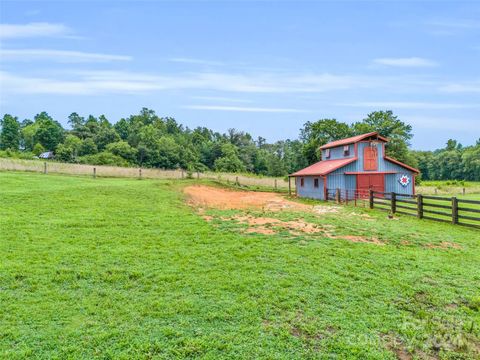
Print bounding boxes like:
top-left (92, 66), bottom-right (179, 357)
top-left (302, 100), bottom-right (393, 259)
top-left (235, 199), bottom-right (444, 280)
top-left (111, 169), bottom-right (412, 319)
top-left (39, 151), bottom-right (54, 159)
top-left (290, 132), bottom-right (419, 200)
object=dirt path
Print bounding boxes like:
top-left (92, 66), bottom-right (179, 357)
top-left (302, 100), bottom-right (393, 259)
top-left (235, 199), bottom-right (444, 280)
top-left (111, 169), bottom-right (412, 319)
top-left (184, 185), bottom-right (312, 212)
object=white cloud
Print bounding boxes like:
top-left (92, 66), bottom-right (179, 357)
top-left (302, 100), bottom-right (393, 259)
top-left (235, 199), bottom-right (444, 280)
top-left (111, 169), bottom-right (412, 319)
top-left (439, 81), bottom-right (480, 93)
top-left (373, 57), bottom-right (438, 67)
top-left (427, 19), bottom-right (480, 30)
top-left (407, 116), bottom-right (477, 132)
top-left (0, 22), bottom-right (71, 39)
top-left (337, 101), bottom-right (479, 109)
top-left (0, 49), bottom-right (132, 62)
top-left (184, 105), bottom-right (308, 113)
top-left (169, 57), bottom-right (224, 66)
top-left (191, 96), bottom-right (252, 103)
top-left (0, 69), bottom-right (375, 96)
top-left (0, 71), bottom-right (158, 95)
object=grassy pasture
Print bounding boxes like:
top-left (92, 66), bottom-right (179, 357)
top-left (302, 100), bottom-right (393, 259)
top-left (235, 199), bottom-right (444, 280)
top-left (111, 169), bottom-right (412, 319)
top-left (1, 172), bottom-right (479, 359)
top-left (417, 181), bottom-right (480, 196)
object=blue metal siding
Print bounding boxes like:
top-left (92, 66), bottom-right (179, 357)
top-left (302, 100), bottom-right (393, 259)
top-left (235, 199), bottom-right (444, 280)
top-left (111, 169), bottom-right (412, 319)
top-left (326, 173), bottom-right (345, 191)
top-left (322, 144), bottom-right (355, 160)
top-left (385, 172), bottom-right (414, 195)
top-left (345, 175), bottom-right (356, 193)
top-left (296, 140), bottom-right (416, 199)
top-left (296, 176), bottom-right (324, 200)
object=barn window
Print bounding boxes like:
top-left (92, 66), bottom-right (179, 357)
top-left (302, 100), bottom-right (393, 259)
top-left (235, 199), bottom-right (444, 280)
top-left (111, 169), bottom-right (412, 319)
top-left (343, 145), bottom-right (350, 156)
top-left (314, 178), bottom-right (319, 188)
top-left (300, 178), bottom-right (305, 187)
top-left (364, 145), bottom-right (378, 170)
top-left (325, 149), bottom-right (330, 159)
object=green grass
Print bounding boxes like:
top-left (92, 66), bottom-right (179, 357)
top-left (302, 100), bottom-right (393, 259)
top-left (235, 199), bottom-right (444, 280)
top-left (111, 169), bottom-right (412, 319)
top-left (417, 181), bottom-right (480, 196)
top-left (1, 172), bottom-right (480, 359)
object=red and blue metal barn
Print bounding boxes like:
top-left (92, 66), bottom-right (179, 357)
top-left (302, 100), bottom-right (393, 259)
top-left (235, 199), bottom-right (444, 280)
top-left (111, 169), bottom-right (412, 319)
top-left (290, 132), bottom-right (419, 200)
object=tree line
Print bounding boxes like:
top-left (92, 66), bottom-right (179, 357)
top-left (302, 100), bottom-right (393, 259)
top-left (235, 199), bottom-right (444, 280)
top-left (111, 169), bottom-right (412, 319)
top-left (0, 108), bottom-right (478, 181)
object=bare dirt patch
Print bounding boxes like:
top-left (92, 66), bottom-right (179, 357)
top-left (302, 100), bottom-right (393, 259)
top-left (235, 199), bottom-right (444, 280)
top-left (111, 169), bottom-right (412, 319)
top-left (229, 215), bottom-right (325, 235)
top-left (221, 214), bottom-right (384, 244)
top-left (184, 185), bottom-right (337, 213)
top-left (337, 235), bottom-right (384, 245)
top-left (186, 185), bottom-right (383, 245)
top-left (425, 242), bottom-right (462, 250)
top-left (382, 334), bottom-right (413, 360)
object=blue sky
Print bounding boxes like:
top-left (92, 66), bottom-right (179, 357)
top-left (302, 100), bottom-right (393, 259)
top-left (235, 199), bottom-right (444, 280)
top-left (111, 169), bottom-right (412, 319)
top-left (0, 1), bottom-right (479, 150)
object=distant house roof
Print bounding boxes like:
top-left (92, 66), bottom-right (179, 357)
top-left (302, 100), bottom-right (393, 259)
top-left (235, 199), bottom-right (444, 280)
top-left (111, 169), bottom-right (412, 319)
top-left (319, 132), bottom-right (388, 150)
top-left (39, 151), bottom-right (54, 159)
top-left (291, 158), bottom-right (356, 177)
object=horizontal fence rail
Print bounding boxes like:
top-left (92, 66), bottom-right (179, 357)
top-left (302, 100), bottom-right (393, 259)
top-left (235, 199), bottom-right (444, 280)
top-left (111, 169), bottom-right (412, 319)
top-left (326, 187), bottom-right (479, 229)
top-left (0, 158), bottom-right (292, 192)
top-left (325, 188), bottom-right (372, 208)
top-left (369, 190), bottom-right (480, 230)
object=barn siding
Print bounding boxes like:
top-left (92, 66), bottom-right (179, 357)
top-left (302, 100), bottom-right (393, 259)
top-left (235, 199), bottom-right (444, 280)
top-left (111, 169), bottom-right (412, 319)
top-left (296, 176), bottom-right (324, 200)
top-left (345, 175), bottom-right (356, 196)
top-left (295, 139), bottom-right (416, 200)
top-left (385, 172), bottom-right (414, 195)
top-left (326, 173), bottom-right (345, 192)
top-left (322, 144), bottom-right (354, 160)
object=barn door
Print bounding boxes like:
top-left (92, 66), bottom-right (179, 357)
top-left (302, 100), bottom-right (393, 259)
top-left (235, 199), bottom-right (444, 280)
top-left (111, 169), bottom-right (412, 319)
top-left (369, 174), bottom-right (385, 193)
top-left (357, 174), bottom-right (385, 197)
top-left (363, 146), bottom-right (378, 170)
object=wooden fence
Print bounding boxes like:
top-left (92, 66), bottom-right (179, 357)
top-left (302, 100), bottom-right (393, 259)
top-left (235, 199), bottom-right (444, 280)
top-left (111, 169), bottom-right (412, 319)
top-left (369, 191), bottom-right (480, 229)
top-left (0, 158), bottom-right (292, 191)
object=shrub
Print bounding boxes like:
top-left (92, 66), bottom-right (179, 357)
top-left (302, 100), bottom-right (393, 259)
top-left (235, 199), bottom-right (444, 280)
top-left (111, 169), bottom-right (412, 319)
top-left (33, 143), bottom-right (45, 156)
top-left (78, 152), bottom-right (129, 167)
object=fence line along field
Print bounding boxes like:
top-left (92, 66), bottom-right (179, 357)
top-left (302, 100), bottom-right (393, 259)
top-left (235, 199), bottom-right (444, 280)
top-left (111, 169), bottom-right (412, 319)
top-left (3, 157), bottom-right (480, 197)
top-left (0, 157), bottom-right (292, 190)
top-left (1, 170), bottom-right (480, 359)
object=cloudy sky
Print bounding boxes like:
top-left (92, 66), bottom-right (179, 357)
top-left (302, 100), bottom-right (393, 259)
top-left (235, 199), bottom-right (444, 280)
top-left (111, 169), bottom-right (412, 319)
top-left (0, 1), bottom-right (479, 149)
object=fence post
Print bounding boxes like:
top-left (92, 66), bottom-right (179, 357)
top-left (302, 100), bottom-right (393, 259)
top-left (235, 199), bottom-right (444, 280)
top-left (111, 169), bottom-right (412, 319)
top-left (197, 171), bottom-right (200, 180)
top-left (93, 167), bottom-right (96, 179)
top-left (391, 192), bottom-right (396, 214)
top-left (236, 176), bottom-right (239, 186)
top-left (345, 190), bottom-right (349, 205)
top-left (335, 188), bottom-right (340, 204)
top-left (417, 194), bottom-right (423, 219)
top-left (369, 190), bottom-right (374, 209)
top-left (288, 177), bottom-right (291, 196)
top-left (139, 168), bottom-right (142, 179)
top-left (274, 179), bottom-right (277, 190)
top-left (463, 187), bottom-right (465, 196)
top-left (452, 197), bottom-right (458, 225)
top-left (43, 162), bottom-right (47, 174)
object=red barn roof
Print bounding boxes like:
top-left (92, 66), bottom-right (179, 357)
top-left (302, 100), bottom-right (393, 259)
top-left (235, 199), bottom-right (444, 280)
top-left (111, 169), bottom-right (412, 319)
top-left (385, 156), bottom-right (419, 173)
top-left (319, 132), bottom-right (388, 150)
top-left (291, 158), bottom-right (356, 176)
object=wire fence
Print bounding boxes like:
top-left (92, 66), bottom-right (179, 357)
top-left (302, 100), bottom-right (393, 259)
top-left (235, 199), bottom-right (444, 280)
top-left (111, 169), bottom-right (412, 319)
top-left (0, 158), bottom-right (294, 191)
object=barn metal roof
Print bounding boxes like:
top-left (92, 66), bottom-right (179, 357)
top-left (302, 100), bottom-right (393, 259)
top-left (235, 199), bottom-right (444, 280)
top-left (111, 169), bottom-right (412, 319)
top-left (290, 158), bottom-right (356, 177)
top-left (319, 132), bottom-right (388, 150)
top-left (385, 156), bottom-right (419, 173)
